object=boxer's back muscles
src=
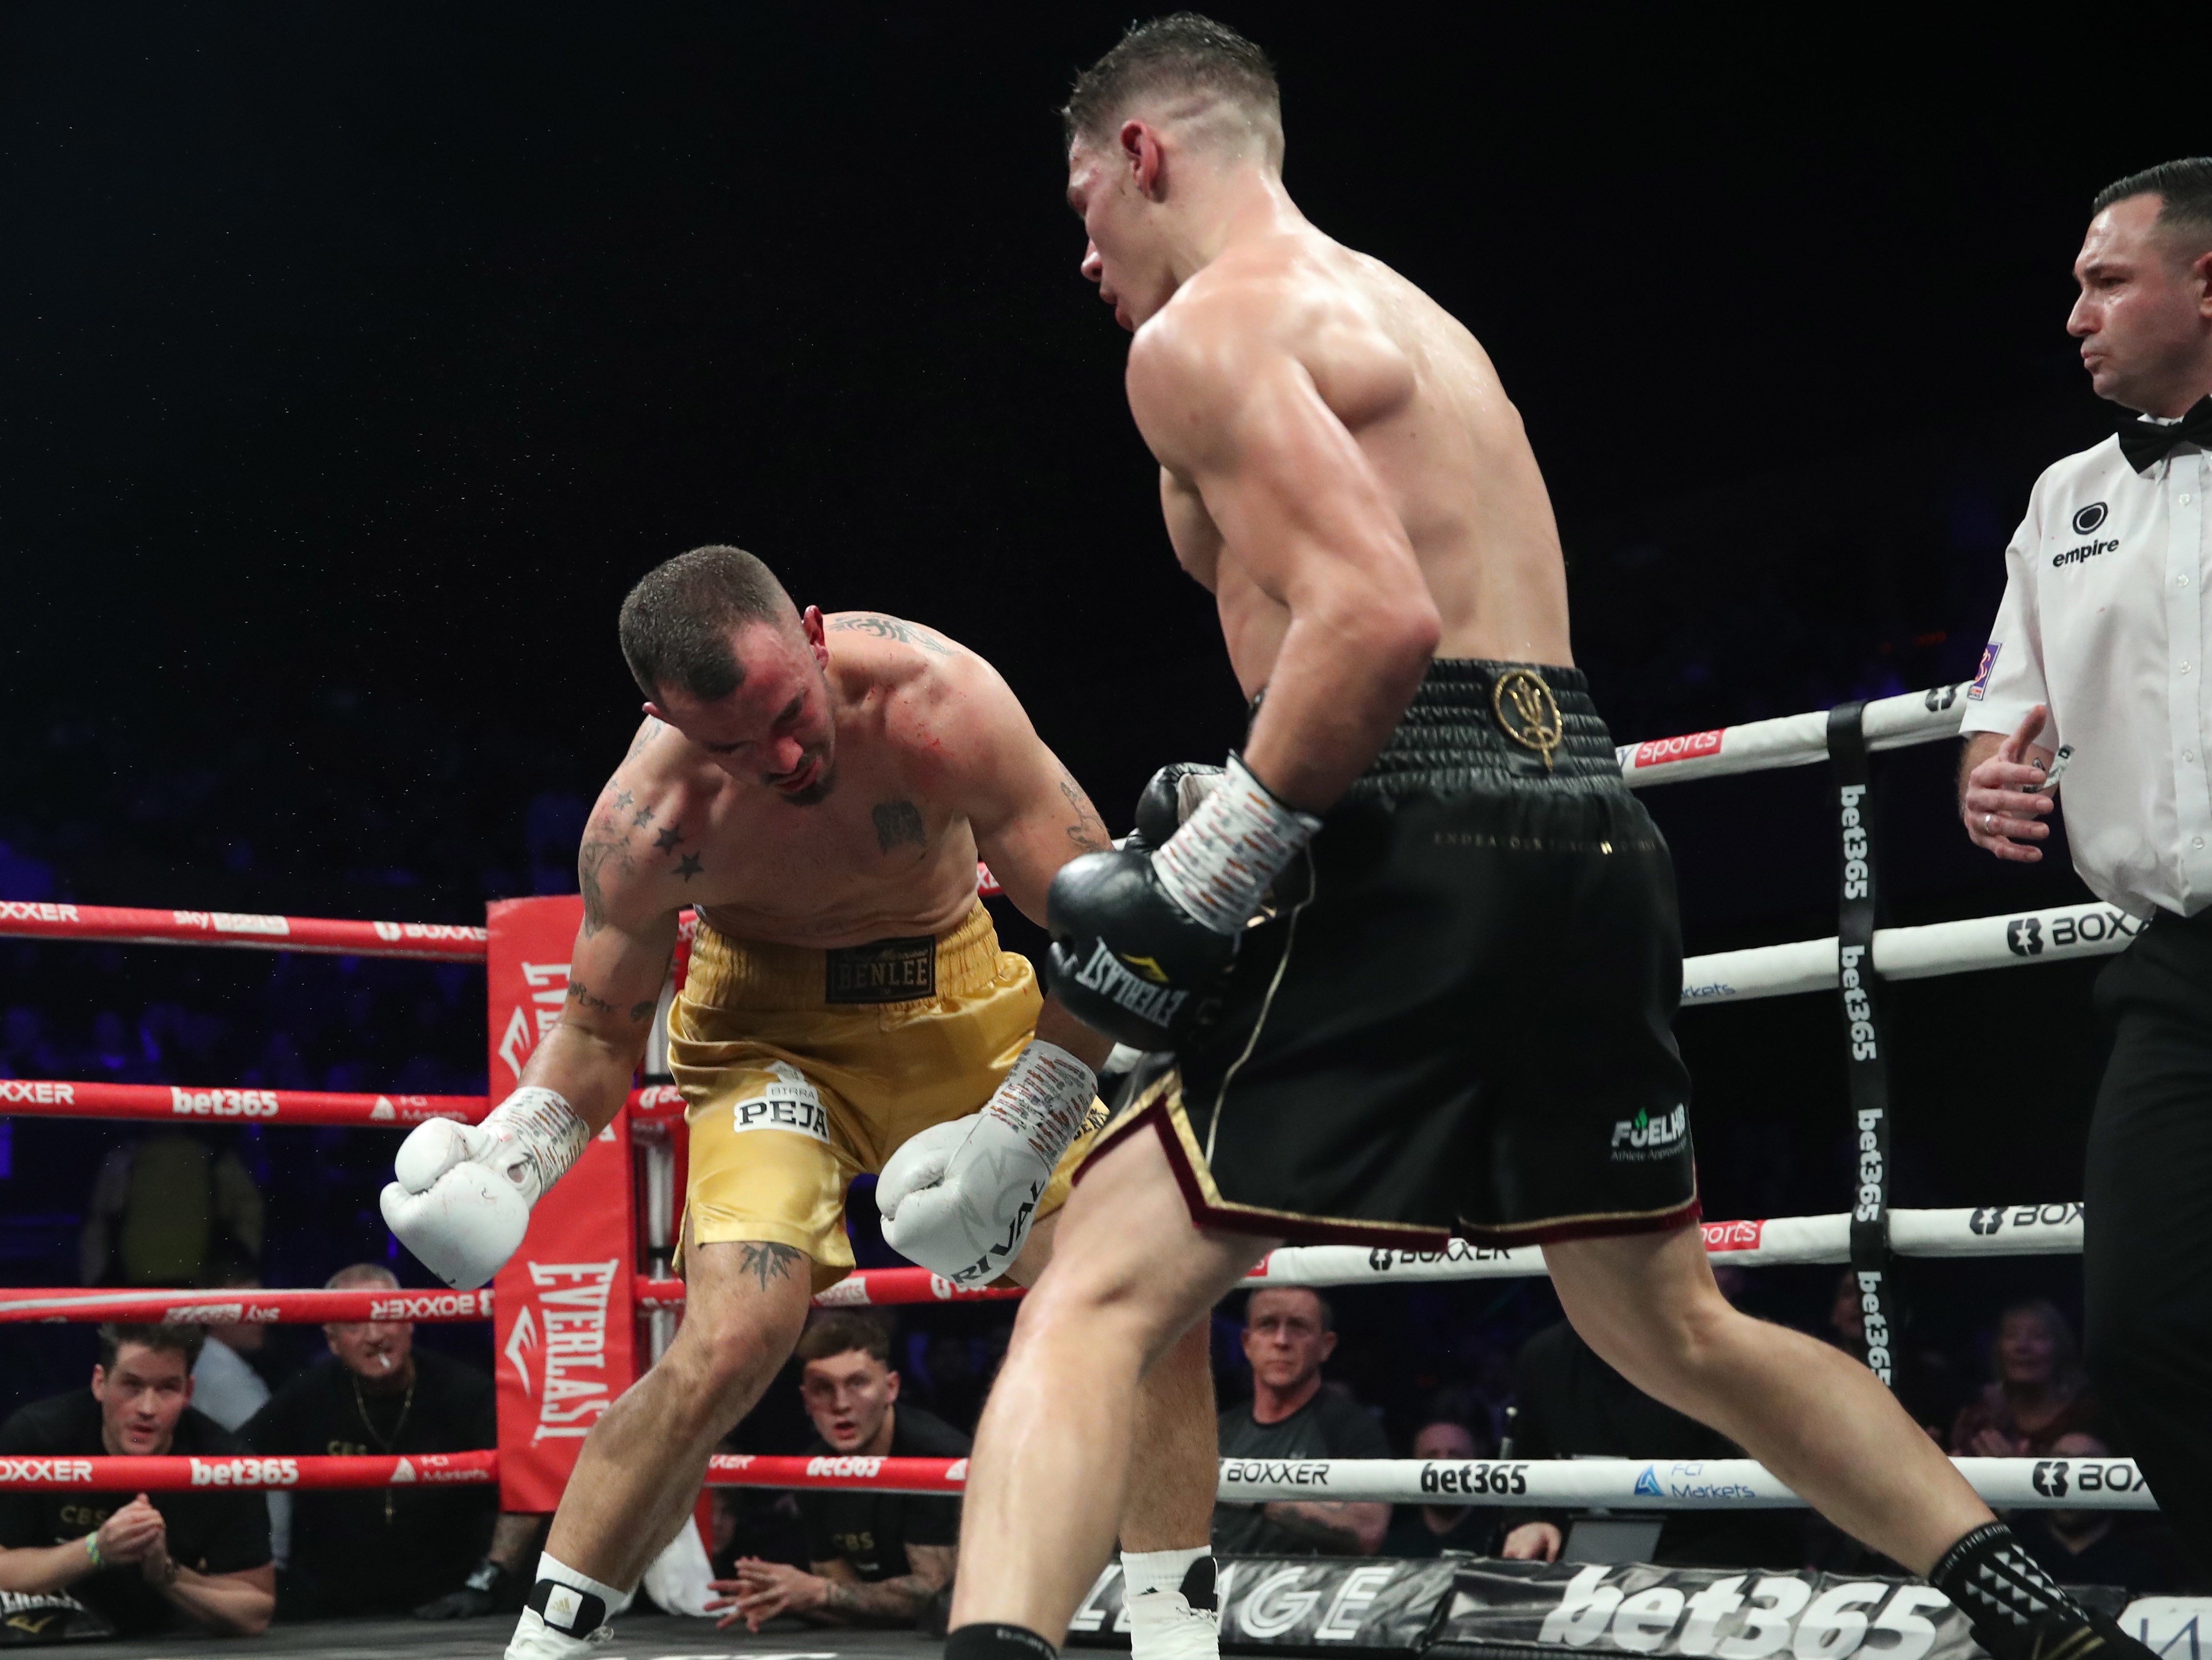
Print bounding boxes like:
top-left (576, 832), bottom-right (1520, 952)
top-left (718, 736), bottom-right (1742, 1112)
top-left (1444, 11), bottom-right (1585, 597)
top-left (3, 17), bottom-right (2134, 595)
top-left (1129, 232), bottom-right (1572, 693)
top-left (541, 613), bottom-right (1109, 1132)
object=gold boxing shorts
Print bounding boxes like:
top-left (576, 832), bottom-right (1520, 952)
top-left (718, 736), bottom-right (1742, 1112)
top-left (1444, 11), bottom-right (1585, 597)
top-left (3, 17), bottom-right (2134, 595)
top-left (671, 901), bottom-right (1100, 1291)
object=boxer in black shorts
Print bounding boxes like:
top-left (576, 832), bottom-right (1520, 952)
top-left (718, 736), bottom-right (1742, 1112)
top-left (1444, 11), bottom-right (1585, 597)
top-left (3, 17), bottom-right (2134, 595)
top-left (919, 21), bottom-right (2159, 1660)
top-left (1113, 660), bottom-right (1696, 1248)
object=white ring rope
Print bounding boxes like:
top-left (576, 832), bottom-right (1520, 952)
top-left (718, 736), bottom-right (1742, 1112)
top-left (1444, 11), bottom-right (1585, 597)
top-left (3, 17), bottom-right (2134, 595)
top-left (1617, 685), bottom-right (1968, 788)
top-left (1209, 1455), bottom-right (2152, 1510)
top-left (1678, 900), bottom-right (2144, 1006)
top-left (1250, 1205), bottom-right (2083, 1287)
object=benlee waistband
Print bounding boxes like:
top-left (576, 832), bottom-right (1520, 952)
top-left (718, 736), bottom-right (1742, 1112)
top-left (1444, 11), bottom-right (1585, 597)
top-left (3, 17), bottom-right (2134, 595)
top-left (1326, 659), bottom-right (1625, 801)
top-left (684, 899), bottom-right (1007, 1012)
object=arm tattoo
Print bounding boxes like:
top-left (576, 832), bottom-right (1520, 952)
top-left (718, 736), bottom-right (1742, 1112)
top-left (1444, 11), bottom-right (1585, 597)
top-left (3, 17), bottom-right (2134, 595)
top-left (819, 1573), bottom-right (938, 1624)
top-left (872, 800), bottom-right (928, 853)
top-left (623, 718), bottom-right (663, 763)
top-left (630, 998), bottom-right (658, 1022)
top-left (736, 1241), bottom-right (806, 1292)
top-left (566, 979), bottom-right (619, 1016)
top-left (827, 614), bottom-right (953, 655)
top-left (675, 853), bottom-right (704, 881)
top-left (653, 824), bottom-right (682, 853)
top-left (1058, 776), bottom-right (1111, 853)
top-left (633, 803), bottom-right (655, 828)
top-left (613, 789), bottom-right (635, 813)
top-left (578, 839), bottom-right (620, 937)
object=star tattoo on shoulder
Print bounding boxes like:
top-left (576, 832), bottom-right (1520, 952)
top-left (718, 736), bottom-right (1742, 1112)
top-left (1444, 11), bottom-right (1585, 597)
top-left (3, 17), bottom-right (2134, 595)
top-left (613, 788), bottom-right (635, 813)
top-left (654, 824), bottom-right (682, 853)
top-left (633, 803), bottom-right (655, 829)
top-left (675, 853), bottom-right (704, 881)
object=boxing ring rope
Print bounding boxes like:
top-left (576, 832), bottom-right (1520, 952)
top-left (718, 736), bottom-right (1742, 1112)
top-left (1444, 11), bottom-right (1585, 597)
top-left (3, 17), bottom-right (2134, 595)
top-left (1614, 684), bottom-right (1969, 787)
top-left (0, 678), bottom-right (2139, 1522)
top-left (0, 1451), bottom-right (2153, 1511)
top-left (0, 1200), bottom-right (2086, 1327)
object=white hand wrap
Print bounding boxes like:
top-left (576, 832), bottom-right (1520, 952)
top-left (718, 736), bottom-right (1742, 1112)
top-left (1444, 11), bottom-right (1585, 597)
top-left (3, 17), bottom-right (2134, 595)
top-left (877, 1040), bottom-right (1098, 1285)
top-left (380, 1087), bottom-right (591, 1289)
top-left (1149, 754), bottom-right (1321, 935)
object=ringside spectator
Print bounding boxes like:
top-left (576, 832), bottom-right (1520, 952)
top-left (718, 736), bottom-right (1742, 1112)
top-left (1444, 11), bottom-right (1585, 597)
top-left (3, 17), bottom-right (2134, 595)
top-left (242, 1263), bottom-right (539, 1620)
top-left (1381, 1421), bottom-right (1499, 1558)
top-left (710, 1312), bottom-right (967, 1632)
top-left (1948, 1299), bottom-right (2096, 1458)
top-left (2014, 1433), bottom-right (2172, 1593)
top-left (1501, 1315), bottom-right (1792, 1569)
top-left (0, 1323), bottom-right (273, 1638)
top-left (1214, 1289), bottom-right (1389, 1557)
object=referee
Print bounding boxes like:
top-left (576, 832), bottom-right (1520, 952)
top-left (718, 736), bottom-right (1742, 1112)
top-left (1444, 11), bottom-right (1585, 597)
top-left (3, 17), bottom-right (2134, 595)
top-left (1959, 156), bottom-right (2212, 1576)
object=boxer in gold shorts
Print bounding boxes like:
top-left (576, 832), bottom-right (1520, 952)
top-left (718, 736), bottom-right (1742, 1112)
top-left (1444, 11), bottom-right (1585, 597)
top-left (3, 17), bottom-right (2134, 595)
top-left (675, 900), bottom-right (1096, 1293)
top-left (380, 545), bottom-right (1221, 1660)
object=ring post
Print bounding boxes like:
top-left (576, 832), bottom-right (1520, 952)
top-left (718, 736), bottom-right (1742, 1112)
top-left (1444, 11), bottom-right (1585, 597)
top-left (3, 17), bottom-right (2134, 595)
top-left (485, 896), bottom-right (641, 1513)
top-left (1828, 702), bottom-right (1901, 1387)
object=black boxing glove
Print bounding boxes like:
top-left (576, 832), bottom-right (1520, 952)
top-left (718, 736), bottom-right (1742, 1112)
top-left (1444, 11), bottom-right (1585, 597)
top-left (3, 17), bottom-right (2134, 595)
top-left (1126, 761), bottom-right (1227, 855)
top-left (1048, 755), bottom-right (1318, 1049)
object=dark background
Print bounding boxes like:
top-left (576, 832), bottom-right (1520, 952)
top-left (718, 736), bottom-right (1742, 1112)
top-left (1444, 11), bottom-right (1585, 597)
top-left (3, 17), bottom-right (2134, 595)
top-left (0, 8), bottom-right (2194, 1427)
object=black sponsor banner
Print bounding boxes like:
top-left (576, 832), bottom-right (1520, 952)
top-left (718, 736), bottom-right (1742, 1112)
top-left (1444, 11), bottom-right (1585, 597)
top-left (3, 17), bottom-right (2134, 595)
top-left (1068, 1558), bottom-right (1457, 1652)
top-left (1828, 702), bottom-right (1900, 1388)
top-left (1427, 1561), bottom-right (2130, 1660)
top-left (1070, 1558), bottom-right (2152, 1659)
top-left (0, 1588), bottom-right (115, 1645)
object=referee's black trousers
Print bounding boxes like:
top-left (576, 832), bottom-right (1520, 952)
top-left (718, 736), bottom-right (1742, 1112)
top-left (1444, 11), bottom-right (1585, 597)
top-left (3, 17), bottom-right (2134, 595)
top-left (2083, 905), bottom-right (2212, 1584)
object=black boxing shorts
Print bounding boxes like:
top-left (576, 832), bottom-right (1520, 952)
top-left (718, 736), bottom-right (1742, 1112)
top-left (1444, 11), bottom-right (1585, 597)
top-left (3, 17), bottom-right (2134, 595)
top-left (1086, 659), bottom-right (1699, 1248)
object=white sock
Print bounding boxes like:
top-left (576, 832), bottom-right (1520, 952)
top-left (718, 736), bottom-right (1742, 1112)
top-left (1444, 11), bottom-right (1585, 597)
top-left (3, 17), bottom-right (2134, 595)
top-left (505, 1553), bottom-right (634, 1658)
top-left (1122, 1547), bottom-right (1218, 1660)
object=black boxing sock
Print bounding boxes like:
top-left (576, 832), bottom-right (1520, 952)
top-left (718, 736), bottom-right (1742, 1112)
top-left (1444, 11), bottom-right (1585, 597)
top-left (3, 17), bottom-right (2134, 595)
top-left (1929, 1522), bottom-right (2140, 1660)
top-left (947, 1622), bottom-right (1060, 1660)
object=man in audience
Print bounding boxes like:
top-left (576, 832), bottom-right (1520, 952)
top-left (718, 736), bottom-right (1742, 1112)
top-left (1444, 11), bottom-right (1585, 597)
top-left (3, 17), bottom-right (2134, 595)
top-left (0, 1323), bottom-right (273, 1638)
top-left (1382, 1420), bottom-right (1499, 1558)
top-left (1501, 1315), bottom-right (1791, 1568)
top-left (243, 1262), bottom-right (540, 1620)
top-left (1214, 1289), bottom-right (1389, 1557)
top-left (2016, 1433), bottom-right (2171, 1592)
top-left (710, 1312), bottom-right (968, 1631)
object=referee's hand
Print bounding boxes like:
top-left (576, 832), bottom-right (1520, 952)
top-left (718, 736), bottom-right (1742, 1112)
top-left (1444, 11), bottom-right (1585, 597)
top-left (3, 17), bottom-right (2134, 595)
top-left (1962, 704), bottom-right (2055, 863)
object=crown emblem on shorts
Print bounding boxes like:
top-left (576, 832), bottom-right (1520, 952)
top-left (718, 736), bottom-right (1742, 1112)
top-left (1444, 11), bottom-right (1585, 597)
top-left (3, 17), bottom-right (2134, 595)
top-left (1492, 669), bottom-right (1563, 770)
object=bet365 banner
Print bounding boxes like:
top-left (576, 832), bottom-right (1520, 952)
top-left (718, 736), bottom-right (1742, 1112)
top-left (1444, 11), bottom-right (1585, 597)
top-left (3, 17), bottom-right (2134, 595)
top-left (487, 896), bottom-right (639, 1513)
top-left (1066, 1558), bottom-right (2180, 1658)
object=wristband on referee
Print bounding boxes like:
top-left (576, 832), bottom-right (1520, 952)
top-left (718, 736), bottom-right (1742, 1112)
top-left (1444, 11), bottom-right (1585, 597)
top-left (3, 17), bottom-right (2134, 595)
top-left (1150, 753), bottom-right (1321, 935)
top-left (981, 1040), bottom-right (1098, 1165)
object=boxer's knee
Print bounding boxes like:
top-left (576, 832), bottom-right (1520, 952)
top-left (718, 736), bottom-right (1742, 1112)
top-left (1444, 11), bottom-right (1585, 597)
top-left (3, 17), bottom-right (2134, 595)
top-left (658, 1243), bottom-right (813, 1425)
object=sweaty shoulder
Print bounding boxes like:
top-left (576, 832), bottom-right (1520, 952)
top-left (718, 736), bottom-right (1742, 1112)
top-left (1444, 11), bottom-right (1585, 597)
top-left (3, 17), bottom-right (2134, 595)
top-left (1127, 240), bottom-right (1413, 460)
top-left (826, 612), bottom-right (1022, 774)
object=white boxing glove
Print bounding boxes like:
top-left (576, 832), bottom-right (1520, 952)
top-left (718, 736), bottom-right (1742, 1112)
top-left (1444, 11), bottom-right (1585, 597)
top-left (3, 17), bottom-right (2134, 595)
top-left (878, 1041), bottom-right (1098, 1286)
top-left (378, 1087), bottom-right (592, 1289)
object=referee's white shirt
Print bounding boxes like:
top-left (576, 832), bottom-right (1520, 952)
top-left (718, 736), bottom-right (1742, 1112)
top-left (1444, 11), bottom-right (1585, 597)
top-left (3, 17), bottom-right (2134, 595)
top-left (1962, 429), bottom-right (2211, 919)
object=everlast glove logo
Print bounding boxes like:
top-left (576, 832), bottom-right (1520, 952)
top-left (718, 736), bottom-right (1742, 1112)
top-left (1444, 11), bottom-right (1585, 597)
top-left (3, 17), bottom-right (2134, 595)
top-left (1069, 938), bottom-right (1189, 1031)
top-left (825, 937), bottom-right (936, 1004)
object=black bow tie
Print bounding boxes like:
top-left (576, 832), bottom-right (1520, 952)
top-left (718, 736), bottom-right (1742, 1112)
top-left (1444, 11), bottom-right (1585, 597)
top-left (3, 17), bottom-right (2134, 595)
top-left (2118, 395), bottom-right (2212, 473)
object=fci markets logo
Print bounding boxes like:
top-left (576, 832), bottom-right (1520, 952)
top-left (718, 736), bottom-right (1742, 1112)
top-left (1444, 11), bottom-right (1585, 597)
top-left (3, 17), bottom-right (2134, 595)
top-left (2071, 502), bottom-right (2108, 536)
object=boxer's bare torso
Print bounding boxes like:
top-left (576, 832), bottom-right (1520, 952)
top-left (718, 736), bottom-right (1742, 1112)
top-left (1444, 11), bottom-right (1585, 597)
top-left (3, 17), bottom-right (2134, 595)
top-left (582, 612), bottom-right (1099, 955)
top-left (1128, 229), bottom-right (1572, 699)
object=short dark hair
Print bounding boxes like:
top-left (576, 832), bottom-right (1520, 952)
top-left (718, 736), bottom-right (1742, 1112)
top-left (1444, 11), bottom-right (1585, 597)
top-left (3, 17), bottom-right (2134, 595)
top-left (796, 1310), bottom-right (893, 1368)
top-left (617, 544), bottom-right (796, 703)
top-left (1063, 14), bottom-right (1280, 152)
top-left (98, 1322), bottom-right (204, 1372)
top-left (2091, 157), bottom-right (2212, 254)
top-left (1246, 1284), bottom-right (1333, 1332)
